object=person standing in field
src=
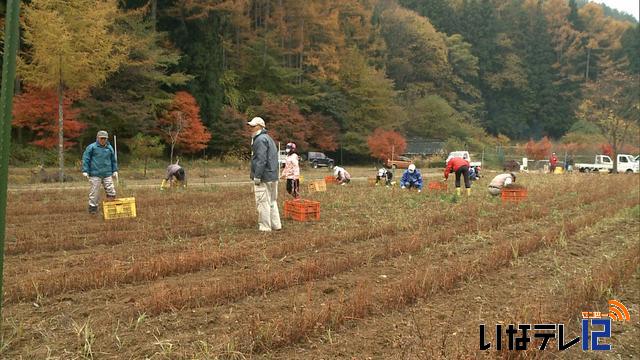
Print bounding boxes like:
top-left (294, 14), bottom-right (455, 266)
top-left (549, 152), bottom-right (558, 173)
top-left (487, 173), bottom-right (516, 196)
top-left (82, 130), bottom-right (118, 214)
top-left (281, 142), bottom-right (300, 198)
top-left (444, 156), bottom-right (471, 196)
top-left (161, 161), bottom-right (186, 190)
top-left (248, 116), bottom-right (282, 232)
top-left (400, 164), bottom-right (423, 192)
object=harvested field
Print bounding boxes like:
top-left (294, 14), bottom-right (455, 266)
top-left (2, 173), bottom-right (639, 359)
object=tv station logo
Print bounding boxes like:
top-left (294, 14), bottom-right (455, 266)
top-left (479, 300), bottom-right (631, 352)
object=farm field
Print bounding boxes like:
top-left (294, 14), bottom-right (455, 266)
top-left (1, 173), bottom-right (638, 359)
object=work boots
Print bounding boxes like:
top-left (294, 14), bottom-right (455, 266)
top-left (88, 205), bottom-right (98, 214)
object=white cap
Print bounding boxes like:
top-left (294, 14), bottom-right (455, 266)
top-left (408, 164), bottom-right (416, 172)
top-left (247, 117), bottom-right (266, 128)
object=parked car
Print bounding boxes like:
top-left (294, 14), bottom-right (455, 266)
top-left (384, 156), bottom-right (412, 169)
top-left (307, 152), bottom-right (334, 169)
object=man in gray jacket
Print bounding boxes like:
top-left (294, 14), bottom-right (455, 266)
top-left (248, 117), bottom-right (282, 231)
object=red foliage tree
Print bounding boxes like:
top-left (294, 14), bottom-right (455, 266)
top-left (12, 88), bottom-right (85, 149)
top-left (367, 128), bottom-right (407, 161)
top-left (600, 143), bottom-right (613, 157)
top-left (157, 91), bottom-right (211, 160)
top-left (255, 96), bottom-right (338, 151)
top-left (525, 136), bottom-right (552, 160)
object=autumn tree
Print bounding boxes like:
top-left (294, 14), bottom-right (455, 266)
top-left (157, 91), bottom-right (212, 163)
top-left (20, 0), bottom-right (128, 181)
top-left (78, 5), bottom-right (192, 140)
top-left (251, 96), bottom-right (338, 152)
top-left (577, 69), bottom-right (639, 172)
top-left (12, 88), bottom-right (85, 149)
top-left (525, 136), bottom-right (552, 160)
top-left (367, 128), bottom-right (407, 162)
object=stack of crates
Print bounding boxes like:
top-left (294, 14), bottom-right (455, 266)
top-left (307, 179), bottom-right (327, 193)
top-left (324, 175), bottom-right (338, 185)
top-left (501, 188), bottom-right (528, 204)
top-left (428, 181), bottom-right (448, 192)
top-left (103, 197), bottom-right (137, 220)
top-left (283, 199), bottom-right (320, 221)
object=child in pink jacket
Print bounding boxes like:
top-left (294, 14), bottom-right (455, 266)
top-left (281, 142), bottom-right (300, 198)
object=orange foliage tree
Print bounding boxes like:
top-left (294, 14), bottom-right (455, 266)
top-left (367, 128), bottom-right (407, 161)
top-left (525, 136), bottom-right (552, 160)
top-left (12, 88), bottom-right (85, 149)
top-left (600, 143), bottom-right (613, 157)
top-left (157, 91), bottom-right (211, 162)
top-left (255, 96), bottom-right (338, 151)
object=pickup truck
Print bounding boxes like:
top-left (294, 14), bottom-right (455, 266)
top-left (446, 151), bottom-right (482, 167)
top-left (576, 154), bottom-right (639, 173)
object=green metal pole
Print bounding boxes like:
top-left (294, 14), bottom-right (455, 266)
top-left (0, 0), bottom-right (21, 322)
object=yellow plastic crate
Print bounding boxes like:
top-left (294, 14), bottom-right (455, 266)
top-left (103, 197), bottom-right (137, 220)
top-left (308, 179), bottom-right (326, 193)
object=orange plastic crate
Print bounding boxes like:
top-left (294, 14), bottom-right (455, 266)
top-left (501, 188), bottom-right (528, 203)
top-left (324, 175), bottom-right (338, 185)
top-left (284, 199), bottom-right (321, 221)
top-left (428, 181), bottom-right (448, 191)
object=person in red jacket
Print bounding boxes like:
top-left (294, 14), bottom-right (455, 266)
top-left (444, 157), bottom-right (472, 196)
top-left (549, 152), bottom-right (558, 173)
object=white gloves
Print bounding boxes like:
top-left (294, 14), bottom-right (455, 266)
top-left (82, 172), bottom-right (88, 178)
top-left (253, 178), bottom-right (261, 186)
top-left (112, 172), bottom-right (118, 179)
top-left (401, 186), bottom-right (406, 189)
top-left (418, 189), bottom-right (421, 193)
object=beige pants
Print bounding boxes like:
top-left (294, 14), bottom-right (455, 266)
top-left (488, 187), bottom-right (501, 196)
top-left (89, 176), bottom-right (116, 207)
top-left (254, 181), bottom-right (282, 231)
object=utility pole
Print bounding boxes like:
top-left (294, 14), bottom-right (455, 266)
top-left (0, 0), bottom-right (21, 322)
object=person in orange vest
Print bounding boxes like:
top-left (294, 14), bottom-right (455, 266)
top-left (444, 156), bottom-right (471, 196)
top-left (549, 152), bottom-right (558, 173)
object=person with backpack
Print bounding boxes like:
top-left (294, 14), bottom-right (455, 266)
top-left (82, 130), bottom-right (118, 214)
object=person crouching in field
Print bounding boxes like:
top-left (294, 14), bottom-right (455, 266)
top-left (488, 173), bottom-right (516, 196)
top-left (281, 142), bottom-right (300, 198)
top-left (161, 162), bottom-right (186, 190)
top-left (400, 164), bottom-right (423, 192)
top-left (248, 116), bottom-right (282, 232)
top-left (82, 130), bottom-right (118, 214)
top-left (334, 166), bottom-right (351, 185)
top-left (376, 168), bottom-right (393, 186)
top-left (444, 156), bottom-right (471, 196)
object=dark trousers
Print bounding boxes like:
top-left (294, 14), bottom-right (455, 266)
top-left (286, 179), bottom-right (300, 198)
top-left (455, 166), bottom-right (471, 188)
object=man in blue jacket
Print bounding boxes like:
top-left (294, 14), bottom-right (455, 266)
top-left (400, 164), bottom-right (423, 192)
top-left (248, 117), bottom-right (281, 231)
top-left (82, 130), bottom-right (118, 214)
